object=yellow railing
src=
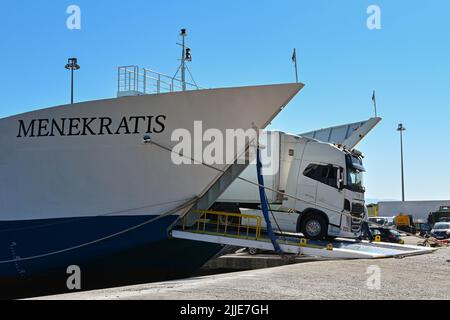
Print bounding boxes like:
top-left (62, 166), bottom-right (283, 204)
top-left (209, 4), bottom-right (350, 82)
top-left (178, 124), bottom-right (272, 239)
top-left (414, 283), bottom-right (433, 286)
top-left (180, 210), bottom-right (335, 251)
top-left (182, 210), bottom-right (262, 241)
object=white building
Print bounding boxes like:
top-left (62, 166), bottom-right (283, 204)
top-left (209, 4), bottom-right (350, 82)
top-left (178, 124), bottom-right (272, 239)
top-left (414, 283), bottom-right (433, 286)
top-left (378, 201), bottom-right (450, 221)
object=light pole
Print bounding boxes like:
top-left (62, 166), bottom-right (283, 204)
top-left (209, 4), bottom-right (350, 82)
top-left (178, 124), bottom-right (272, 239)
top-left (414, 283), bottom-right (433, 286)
top-left (397, 123), bottom-right (406, 202)
top-left (65, 58), bottom-right (80, 104)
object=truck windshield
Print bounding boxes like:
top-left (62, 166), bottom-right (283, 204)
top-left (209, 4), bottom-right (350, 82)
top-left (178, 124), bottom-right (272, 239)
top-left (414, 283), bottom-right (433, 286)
top-left (347, 168), bottom-right (364, 192)
top-left (346, 155), bottom-right (365, 193)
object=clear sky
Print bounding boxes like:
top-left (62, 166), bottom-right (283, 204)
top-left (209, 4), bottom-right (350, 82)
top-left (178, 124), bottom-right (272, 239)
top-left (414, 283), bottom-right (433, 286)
top-left (1, 0), bottom-right (449, 202)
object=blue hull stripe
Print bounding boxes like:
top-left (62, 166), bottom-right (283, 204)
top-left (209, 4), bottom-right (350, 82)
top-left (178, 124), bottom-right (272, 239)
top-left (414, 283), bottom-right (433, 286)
top-left (0, 215), bottom-right (222, 281)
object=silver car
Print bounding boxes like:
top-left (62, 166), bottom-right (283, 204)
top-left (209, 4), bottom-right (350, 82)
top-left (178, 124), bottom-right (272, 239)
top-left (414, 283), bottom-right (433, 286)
top-left (431, 222), bottom-right (450, 240)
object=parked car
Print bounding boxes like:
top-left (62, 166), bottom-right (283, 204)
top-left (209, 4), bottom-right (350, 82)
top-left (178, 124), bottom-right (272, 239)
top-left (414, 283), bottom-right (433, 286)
top-left (430, 222), bottom-right (450, 240)
top-left (369, 216), bottom-right (395, 227)
top-left (370, 227), bottom-right (405, 244)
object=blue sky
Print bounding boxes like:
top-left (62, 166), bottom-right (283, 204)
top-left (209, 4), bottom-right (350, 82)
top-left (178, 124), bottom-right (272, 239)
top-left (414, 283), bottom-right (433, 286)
top-left (0, 0), bottom-right (449, 201)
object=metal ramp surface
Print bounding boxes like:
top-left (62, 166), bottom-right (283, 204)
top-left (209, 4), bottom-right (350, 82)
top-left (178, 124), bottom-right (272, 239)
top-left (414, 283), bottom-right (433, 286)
top-left (171, 211), bottom-right (436, 260)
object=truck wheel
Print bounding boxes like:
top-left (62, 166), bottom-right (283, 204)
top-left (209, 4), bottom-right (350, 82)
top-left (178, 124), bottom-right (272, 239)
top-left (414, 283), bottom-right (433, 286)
top-left (300, 213), bottom-right (328, 240)
top-left (248, 248), bottom-right (259, 255)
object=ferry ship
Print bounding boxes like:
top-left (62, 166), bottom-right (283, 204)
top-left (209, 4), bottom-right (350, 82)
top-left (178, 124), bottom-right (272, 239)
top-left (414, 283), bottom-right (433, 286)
top-left (0, 31), bottom-right (304, 293)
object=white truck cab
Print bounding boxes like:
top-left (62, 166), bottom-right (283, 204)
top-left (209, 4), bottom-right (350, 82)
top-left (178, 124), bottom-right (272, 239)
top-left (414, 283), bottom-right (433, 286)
top-left (216, 118), bottom-right (380, 240)
top-left (283, 135), bottom-right (367, 239)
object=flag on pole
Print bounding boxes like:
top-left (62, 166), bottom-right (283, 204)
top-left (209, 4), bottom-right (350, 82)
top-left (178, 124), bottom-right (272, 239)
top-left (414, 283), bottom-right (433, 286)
top-left (292, 48), bottom-right (298, 83)
top-left (372, 90), bottom-right (378, 117)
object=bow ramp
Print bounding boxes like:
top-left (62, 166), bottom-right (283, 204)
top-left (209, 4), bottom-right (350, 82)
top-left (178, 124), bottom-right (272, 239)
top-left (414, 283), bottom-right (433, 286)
top-left (171, 210), bottom-right (435, 259)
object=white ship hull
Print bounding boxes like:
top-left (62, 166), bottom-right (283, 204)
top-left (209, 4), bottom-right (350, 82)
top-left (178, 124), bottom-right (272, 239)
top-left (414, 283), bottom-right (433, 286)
top-left (0, 83), bottom-right (303, 292)
top-left (1, 84), bottom-right (302, 221)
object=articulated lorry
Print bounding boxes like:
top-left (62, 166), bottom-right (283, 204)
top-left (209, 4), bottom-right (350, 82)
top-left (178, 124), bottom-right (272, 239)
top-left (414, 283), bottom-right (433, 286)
top-left (215, 118), bottom-right (381, 240)
top-left (428, 206), bottom-right (450, 225)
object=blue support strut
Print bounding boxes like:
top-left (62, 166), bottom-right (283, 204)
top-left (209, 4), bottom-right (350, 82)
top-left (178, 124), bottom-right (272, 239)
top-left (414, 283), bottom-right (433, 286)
top-left (256, 147), bottom-right (283, 254)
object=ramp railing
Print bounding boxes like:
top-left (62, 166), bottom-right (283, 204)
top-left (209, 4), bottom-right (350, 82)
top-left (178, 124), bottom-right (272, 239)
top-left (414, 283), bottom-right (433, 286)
top-left (181, 210), bottom-right (262, 241)
top-left (172, 210), bottom-right (437, 259)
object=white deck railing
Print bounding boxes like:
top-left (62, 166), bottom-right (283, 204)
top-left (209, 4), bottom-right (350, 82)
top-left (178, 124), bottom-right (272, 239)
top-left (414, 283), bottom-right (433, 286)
top-left (117, 65), bottom-right (201, 97)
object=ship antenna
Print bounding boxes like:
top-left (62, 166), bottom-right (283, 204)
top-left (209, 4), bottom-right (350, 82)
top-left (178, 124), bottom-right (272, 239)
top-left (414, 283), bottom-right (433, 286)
top-left (174, 28), bottom-right (196, 91)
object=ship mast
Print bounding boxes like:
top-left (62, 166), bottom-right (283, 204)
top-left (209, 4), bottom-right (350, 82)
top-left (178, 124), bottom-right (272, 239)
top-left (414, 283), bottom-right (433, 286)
top-left (175, 28), bottom-right (193, 91)
top-left (180, 29), bottom-right (187, 91)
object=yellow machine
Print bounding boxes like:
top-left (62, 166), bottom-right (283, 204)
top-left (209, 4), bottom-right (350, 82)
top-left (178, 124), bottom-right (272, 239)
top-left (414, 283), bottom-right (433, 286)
top-left (394, 214), bottom-right (417, 234)
top-left (395, 214), bottom-right (411, 226)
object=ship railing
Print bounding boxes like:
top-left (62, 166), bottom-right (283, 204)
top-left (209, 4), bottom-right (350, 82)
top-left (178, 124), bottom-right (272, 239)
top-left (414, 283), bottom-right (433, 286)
top-left (117, 65), bottom-right (202, 97)
top-left (181, 210), bottom-right (262, 241)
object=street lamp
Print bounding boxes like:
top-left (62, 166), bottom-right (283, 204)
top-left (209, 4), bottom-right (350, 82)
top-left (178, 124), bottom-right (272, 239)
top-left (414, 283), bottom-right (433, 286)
top-left (65, 58), bottom-right (80, 104)
top-left (397, 123), bottom-right (406, 202)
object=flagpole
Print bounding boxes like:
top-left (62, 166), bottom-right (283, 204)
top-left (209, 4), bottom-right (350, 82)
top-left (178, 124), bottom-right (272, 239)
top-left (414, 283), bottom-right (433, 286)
top-left (374, 98), bottom-right (377, 117)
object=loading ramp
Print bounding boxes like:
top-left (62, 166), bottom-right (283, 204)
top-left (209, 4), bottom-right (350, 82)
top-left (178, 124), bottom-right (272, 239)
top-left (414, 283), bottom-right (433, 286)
top-left (171, 210), bottom-right (436, 260)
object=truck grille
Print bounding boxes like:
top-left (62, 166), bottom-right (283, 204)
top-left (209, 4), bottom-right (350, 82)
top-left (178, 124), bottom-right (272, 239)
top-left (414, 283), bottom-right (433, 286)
top-left (351, 217), bottom-right (362, 232)
top-left (351, 203), bottom-right (365, 215)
